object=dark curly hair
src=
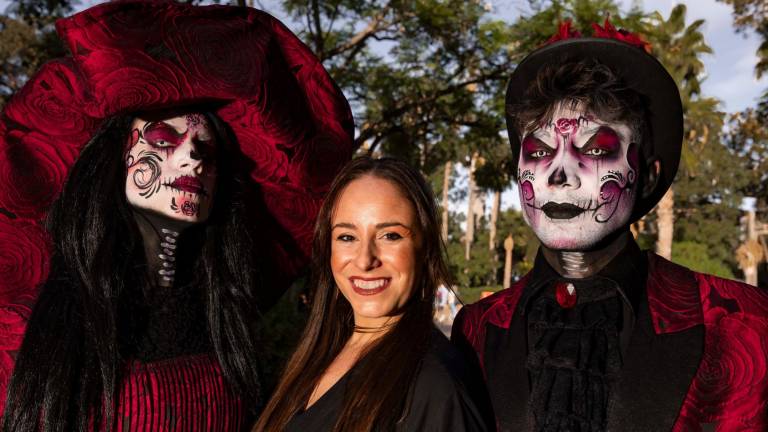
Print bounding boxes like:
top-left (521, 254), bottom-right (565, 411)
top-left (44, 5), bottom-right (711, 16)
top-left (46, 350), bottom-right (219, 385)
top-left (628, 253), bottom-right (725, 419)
top-left (507, 57), bottom-right (652, 163)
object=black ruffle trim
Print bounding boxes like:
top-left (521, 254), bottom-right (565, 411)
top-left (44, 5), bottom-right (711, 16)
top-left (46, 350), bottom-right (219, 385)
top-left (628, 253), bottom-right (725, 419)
top-left (526, 281), bottom-right (623, 432)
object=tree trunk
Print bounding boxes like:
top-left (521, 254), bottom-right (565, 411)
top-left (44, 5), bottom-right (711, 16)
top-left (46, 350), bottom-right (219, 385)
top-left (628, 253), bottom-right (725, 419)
top-left (742, 210), bottom-right (759, 286)
top-left (503, 234), bottom-right (514, 288)
top-left (655, 187), bottom-right (674, 260)
top-left (489, 190), bottom-right (500, 251)
top-left (465, 152), bottom-right (478, 261)
top-left (441, 161), bottom-right (452, 242)
top-left (489, 190), bottom-right (501, 284)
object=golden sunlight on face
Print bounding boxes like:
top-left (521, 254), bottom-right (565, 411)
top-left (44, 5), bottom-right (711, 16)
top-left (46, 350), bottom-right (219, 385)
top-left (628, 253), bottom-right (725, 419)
top-left (330, 175), bottom-right (422, 326)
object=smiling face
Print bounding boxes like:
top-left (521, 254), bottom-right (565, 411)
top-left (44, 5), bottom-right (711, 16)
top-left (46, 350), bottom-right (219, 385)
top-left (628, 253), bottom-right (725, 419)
top-left (125, 113), bottom-right (217, 224)
top-left (330, 175), bottom-right (422, 326)
top-left (517, 103), bottom-right (640, 250)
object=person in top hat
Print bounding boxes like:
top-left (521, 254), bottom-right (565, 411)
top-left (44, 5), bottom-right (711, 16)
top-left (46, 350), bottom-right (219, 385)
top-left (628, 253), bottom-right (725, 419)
top-left (452, 20), bottom-right (768, 432)
top-left (0, 1), bottom-right (353, 430)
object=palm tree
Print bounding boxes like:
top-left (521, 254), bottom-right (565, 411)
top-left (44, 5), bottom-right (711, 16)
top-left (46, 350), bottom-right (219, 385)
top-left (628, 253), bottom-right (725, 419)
top-left (643, 4), bottom-right (722, 259)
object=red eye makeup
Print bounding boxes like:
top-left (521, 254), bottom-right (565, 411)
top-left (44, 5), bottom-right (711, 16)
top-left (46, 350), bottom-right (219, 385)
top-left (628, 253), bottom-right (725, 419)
top-left (522, 135), bottom-right (554, 160)
top-left (583, 127), bottom-right (620, 155)
top-left (143, 122), bottom-right (185, 148)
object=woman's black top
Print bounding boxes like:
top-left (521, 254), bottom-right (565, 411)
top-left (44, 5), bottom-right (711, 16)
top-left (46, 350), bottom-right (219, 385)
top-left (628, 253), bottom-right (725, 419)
top-left (285, 327), bottom-right (491, 432)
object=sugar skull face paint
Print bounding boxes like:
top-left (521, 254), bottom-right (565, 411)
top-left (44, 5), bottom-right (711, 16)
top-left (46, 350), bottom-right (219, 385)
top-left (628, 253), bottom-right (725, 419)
top-left (517, 104), bottom-right (639, 250)
top-left (125, 113), bottom-right (217, 224)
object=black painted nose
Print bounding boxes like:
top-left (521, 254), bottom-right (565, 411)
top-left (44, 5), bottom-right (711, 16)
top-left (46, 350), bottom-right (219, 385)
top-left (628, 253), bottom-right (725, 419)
top-left (548, 166), bottom-right (567, 185)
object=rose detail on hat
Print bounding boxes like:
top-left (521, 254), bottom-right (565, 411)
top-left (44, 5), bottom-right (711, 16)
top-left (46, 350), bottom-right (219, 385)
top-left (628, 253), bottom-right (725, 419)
top-left (592, 19), bottom-right (651, 53)
top-left (3, 60), bottom-right (95, 143)
top-left (0, 130), bottom-right (79, 219)
top-left (546, 20), bottom-right (582, 45)
top-left (82, 54), bottom-right (190, 118)
top-left (0, 216), bottom-right (48, 410)
top-left (0, 217), bottom-right (49, 304)
top-left (544, 18), bottom-right (652, 53)
top-left (166, 12), bottom-right (270, 96)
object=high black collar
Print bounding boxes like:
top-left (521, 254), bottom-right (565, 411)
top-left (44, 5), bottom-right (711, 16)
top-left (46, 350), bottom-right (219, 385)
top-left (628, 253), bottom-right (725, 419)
top-left (518, 234), bottom-right (647, 316)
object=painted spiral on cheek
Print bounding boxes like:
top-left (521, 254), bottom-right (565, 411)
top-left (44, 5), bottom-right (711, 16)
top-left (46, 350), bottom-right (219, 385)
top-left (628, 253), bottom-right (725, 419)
top-left (131, 152), bottom-right (163, 198)
top-left (521, 181), bottom-right (535, 201)
top-left (595, 181), bottom-right (622, 223)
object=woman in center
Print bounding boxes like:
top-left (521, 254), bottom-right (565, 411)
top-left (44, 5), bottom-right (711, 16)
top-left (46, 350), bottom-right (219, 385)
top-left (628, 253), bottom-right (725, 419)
top-left (254, 157), bottom-right (491, 431)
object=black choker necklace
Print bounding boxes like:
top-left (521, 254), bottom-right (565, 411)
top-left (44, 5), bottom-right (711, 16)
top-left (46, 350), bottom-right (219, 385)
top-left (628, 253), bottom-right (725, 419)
top-left (353, 320), bottom-right (397, 333)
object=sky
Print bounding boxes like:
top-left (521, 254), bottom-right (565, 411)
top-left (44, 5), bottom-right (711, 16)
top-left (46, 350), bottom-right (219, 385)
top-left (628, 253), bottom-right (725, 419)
top-left (1, 0), bottom-right (763, 112)
top-left (1, 0), bottom-right (763, 212)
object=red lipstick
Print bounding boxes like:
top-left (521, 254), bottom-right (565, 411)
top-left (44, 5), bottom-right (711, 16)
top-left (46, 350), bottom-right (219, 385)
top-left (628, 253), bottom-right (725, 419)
top-left (349, 277), bottom-right (391, 296)
top-left (170, 176), bottom-right (205, 195)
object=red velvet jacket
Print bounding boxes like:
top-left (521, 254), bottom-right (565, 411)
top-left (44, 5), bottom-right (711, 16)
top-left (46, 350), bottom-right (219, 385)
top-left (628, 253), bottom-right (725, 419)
top-left (452, 252), bottom-right (768, 432)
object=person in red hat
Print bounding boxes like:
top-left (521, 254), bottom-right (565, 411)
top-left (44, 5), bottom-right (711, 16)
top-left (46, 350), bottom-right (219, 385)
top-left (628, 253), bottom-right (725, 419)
top-left (452, 20), bottom-right (768, 432)
top-left (0, 1), bottom-right (354, 430)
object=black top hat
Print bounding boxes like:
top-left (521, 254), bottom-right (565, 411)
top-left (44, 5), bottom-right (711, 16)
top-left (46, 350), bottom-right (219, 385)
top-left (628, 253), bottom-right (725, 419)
top-left (505, 26), bottom-right (683, 221)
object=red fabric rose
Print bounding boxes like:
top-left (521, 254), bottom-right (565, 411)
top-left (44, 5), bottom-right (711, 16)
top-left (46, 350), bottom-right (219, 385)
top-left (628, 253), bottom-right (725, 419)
top-left (546, 20), bottom-right (582, 45)
top-left (164, 10), bottom-right (270, 96)
top-left (3, 60), bottom-right (96, 144)
top-left (0, 303), bottom-right (32, 351)
top-left (261, 183), bottom-right (318, 256)
top-left (0, 350), bottom-right (18, 412)
top-left (0, 217), bottom-right (49, 305)
top-left (685, 313), bottom-right (768, 424)
top-left (647, 254), bottom-right (702, 332)
top-left (219, 101), bottom-right (291, 184)
top-left (78, 50), bottom-right (192, 118)
top-left (0, 129), bottom-right (78, 219)
top-left (700, 273), bottom-right (768, 317)
top-left (591, 18), bottom-right (651, 53)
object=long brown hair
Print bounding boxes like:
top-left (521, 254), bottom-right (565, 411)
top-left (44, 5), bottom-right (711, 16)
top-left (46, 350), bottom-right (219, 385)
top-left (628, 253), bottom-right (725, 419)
top-left (254, 156), bottom-right (452, 431)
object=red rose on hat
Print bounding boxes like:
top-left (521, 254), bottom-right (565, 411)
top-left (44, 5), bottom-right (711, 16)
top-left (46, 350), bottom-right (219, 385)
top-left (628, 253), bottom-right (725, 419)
top-left (3, 60), bottom-right (96, 143)
top-left (79, 51), bottom-right (191, 118)
top-left (165, 11), bottom-right (271, 96)
top-left (0, 130), bottom-right (79, 219)
top-left (0, 217), bottom-right (50, 303)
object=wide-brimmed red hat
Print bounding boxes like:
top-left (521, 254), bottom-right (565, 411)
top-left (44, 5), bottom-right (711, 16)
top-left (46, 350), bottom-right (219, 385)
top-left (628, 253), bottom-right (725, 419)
top-left (0, 0), bottom-right (355, 308)
top-left (506, 20), bottom-right (683, 221)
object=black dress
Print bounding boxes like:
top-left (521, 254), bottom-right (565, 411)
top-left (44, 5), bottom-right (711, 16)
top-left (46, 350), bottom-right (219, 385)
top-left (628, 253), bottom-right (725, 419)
top-left (285, 327), bottom-right (492, 431)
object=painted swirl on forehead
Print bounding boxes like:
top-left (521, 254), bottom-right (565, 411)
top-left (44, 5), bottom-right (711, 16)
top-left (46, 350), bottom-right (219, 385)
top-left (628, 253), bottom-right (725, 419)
top-left (185, 113), bottom-right (206, 127)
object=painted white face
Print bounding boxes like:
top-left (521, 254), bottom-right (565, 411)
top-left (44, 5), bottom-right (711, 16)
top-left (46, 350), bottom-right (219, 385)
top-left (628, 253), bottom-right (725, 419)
top-left (125, 113), bottom-right (217, 224)
top-left (330, 176), bottom-right (421, 326)
top-left (517, 104), bottom-right (640, 250)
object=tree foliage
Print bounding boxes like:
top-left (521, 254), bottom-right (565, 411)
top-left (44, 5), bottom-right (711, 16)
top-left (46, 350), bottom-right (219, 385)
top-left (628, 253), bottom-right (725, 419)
top-left (278, 0), bottom-right (516, 175)
top-left (716, 0), bottom-right (768, 78)
top-left (0, 0), bottom-right (73, 107)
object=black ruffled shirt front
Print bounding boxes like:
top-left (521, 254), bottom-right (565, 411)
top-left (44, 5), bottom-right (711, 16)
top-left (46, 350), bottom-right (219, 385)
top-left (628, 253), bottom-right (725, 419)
top-left (518, 239), bottom-right (647, 432)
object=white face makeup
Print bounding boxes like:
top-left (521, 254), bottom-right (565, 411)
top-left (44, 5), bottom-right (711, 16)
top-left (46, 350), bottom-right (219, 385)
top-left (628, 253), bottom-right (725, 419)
top-left (125, 113), bottom-right (217, 224)
top-left (517, 104), bottom-right (640, 250)
top-left (330, 176), bottom-right (421, 327)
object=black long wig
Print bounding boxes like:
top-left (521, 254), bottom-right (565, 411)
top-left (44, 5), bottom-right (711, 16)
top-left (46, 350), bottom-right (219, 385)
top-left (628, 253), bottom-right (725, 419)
top-left (2, 113), bottom-right (264, 431)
